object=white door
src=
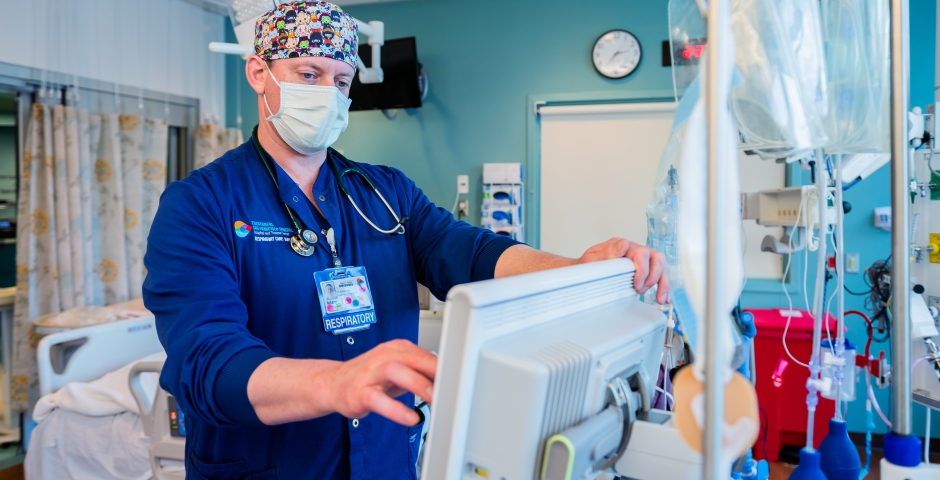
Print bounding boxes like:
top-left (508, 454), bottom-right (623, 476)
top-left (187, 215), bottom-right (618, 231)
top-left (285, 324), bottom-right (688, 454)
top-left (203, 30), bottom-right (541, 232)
top-left (538, 101), bottom-right (784, 280)
top-left (539, 102), bottom-right (676, 259)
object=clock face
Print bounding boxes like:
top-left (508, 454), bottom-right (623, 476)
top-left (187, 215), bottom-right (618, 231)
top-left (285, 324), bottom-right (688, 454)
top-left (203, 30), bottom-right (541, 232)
top-left (592, 30), bottom-right (642, 79)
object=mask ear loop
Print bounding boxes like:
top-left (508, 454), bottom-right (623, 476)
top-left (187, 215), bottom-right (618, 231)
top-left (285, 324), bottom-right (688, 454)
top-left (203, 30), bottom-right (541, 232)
top-left (262, 60), bottom-right (282, 118)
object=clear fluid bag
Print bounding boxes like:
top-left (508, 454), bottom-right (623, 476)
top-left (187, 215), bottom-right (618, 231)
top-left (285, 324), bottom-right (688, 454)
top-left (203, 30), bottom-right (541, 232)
top-left (645, 132), bottom-right (684, 307)
top-left (729, 0), bottom-right (831, 159)
top-left (821, 0), bottom-right (890, 153)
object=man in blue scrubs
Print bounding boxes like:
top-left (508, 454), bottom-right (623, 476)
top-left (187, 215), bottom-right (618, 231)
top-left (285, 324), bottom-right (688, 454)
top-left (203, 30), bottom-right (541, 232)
top-left (143, 2), bottom-right (669, 479)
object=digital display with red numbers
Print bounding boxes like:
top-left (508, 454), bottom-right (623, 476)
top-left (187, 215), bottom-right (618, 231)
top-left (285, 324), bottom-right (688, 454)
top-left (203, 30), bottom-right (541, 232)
top-left (662, 39), bottom-right (707, 67)
top-left (681, 44), bottom-right (705, 60)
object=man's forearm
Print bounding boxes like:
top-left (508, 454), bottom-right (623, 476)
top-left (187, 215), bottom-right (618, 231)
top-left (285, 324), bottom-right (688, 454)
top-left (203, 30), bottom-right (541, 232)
top-left (494, 244), bottom-right (576, 278)
top-left (247, 357), bottom-right (339, 425)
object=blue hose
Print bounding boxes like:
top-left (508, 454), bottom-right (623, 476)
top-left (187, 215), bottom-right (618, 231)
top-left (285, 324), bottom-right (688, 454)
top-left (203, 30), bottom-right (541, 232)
top-left (859, 403), bottom-right (874, 478)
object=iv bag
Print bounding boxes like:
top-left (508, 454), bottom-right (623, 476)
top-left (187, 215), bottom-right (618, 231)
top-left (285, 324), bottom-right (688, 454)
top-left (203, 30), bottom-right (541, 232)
top-left (729, 0), bottom-right (830, 159)
top-left (645, 132), bottom-right (684, 306)
top-left (821, 0), bottom-right (890, 153)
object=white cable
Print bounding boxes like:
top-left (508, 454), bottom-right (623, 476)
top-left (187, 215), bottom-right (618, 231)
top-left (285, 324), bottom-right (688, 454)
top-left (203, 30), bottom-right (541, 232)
top-left (782, 193), bottom-right (810, 368)
top-left (824, 226), bottom-right (837, 355)
top-left (450, 191), bottom-right (461, 215)
top-left (654, 386), bottom-right (674, 410)
top-left (803, 216), bottom-right (812, 313)
top-left (926, 407), bottom-right (932, 464)
top-left (865, 367), bottom-right (892, 428)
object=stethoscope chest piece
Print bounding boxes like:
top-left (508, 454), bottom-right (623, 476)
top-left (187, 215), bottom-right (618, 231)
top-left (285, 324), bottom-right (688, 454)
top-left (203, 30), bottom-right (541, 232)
top-left (301, 229), bottom-right (319, 245)
top-left (290, 235), bottom-right (316, 257)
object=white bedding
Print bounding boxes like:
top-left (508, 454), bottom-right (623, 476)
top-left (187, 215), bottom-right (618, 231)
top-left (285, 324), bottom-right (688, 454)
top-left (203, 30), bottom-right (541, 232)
top-left (25, 352), bottom-right (182, 480)
top-left (26, 410), bottom-right (153, 480)
top-left (33, 352), bottom-right (165, 422)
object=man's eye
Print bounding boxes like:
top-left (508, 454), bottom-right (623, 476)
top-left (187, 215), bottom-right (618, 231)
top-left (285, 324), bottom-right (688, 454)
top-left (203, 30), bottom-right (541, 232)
top-left (337, 81), bottom-right (349, 88)
top-left (302, 73), bottom-right (315, 80)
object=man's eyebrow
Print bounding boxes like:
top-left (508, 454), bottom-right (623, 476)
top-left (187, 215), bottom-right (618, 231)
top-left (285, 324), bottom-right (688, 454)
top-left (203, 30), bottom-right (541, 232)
top-left (293, 63), bottom-right (326, 73)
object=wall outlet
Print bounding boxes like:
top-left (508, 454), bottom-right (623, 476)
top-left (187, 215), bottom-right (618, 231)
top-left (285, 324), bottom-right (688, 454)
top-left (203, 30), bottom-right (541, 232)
top-left (846, 253), bottom-right (860, 274)
top-left (873, 206), bottom-right (891, 231)
top-left (457, 199), bottom-right (469, 217)
top-left (457, 175), bottom-right (470, 194)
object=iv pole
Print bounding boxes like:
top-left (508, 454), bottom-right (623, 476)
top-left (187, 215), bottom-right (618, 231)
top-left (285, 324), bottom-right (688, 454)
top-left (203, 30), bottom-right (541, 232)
top-left (703, 0), bottom-right (725, 477)
top-left (877, 0), bottom-right (940, 477)
top-left (889, 0), bottom-right (913, 439)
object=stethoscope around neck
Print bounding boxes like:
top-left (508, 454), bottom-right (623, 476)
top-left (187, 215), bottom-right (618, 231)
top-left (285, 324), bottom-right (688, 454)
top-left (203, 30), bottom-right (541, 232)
top-left (250, 127), bottom-right (407, 257)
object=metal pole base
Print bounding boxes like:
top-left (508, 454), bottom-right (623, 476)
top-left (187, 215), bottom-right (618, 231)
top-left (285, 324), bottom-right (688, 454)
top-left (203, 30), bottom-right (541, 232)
top-left (880, 457), bottom-right (940, 479)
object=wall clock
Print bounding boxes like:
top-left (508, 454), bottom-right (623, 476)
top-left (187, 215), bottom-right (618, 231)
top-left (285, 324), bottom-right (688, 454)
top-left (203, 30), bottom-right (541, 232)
top-left (592, 30), bottom-right (642, 79)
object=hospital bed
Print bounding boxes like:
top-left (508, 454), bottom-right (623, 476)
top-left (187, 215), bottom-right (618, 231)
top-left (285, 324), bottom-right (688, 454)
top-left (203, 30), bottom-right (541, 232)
top-left (24, 309), bottom-right (444, 480)
top-left (26, 314), bottom-right (185, 480)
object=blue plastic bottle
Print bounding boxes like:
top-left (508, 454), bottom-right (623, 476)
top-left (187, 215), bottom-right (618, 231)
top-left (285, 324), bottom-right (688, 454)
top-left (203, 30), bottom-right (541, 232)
top-left (818, 419), bottom-right (861, 479)
top-left (788, 448), bottom-right (828, 480)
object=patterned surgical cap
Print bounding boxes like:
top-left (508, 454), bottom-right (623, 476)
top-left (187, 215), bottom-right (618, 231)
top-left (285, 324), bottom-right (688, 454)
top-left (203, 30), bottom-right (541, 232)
top-left (254, 1), bottom-right (358, 70)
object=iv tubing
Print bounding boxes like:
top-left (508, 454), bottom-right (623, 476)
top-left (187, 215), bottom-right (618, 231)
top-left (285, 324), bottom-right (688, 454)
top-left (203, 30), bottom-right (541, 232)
top-left (833, 153), bottom-right (847, 420)
top-left (781, 193), bottom-right (810, 368)
top-left (926, 408), bottom-right (932, 464)
top-left (866, 371), bottom-right (892, 428)
top-left (805, 150), bottom-right (829, 450)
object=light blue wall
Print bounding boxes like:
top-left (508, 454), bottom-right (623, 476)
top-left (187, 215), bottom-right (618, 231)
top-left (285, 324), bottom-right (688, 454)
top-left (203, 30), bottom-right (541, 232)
top-left (226, 0), bottom-right (939, 438)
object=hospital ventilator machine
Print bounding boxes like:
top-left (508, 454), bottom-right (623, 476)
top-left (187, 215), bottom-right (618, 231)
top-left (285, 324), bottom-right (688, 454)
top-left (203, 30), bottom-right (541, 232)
top-left (420, 259), bottom-right (705, 480)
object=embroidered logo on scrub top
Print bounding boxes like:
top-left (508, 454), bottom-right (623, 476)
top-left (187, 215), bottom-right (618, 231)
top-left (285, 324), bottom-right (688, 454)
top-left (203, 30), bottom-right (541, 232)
top-left (234, 221), bottom-right (253, 238)
top-left (248, 221), bottom-right (295, 242)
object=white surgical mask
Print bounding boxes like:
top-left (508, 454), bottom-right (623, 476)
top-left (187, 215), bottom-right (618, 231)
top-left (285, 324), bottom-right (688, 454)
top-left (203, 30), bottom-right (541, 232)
top-left (263, 63), bottom-right (352, 155)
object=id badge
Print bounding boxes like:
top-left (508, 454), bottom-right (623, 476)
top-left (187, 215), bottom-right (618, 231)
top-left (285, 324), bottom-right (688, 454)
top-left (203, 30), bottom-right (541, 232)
top-left (314, 266), bottom-right (377, 335)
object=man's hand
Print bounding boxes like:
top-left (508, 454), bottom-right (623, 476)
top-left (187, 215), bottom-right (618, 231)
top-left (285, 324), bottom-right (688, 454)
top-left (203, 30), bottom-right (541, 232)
top-left (248, 339), bottom-right (436, 427)
top-left (326, 339), bottom-right (436, 426)
top-left (575, 238), bottom-right (670, 304)
top-left (494, 240), bottom-right (670, 304)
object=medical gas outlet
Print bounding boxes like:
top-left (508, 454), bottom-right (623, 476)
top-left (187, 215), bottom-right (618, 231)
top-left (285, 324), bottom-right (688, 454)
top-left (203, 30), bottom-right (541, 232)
top-left (930, 233), bottom-right (940, 264)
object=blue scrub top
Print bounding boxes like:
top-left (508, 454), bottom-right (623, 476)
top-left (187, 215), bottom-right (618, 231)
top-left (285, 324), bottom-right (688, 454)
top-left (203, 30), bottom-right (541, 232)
top-left (142, 139), bottom-right (519, 480)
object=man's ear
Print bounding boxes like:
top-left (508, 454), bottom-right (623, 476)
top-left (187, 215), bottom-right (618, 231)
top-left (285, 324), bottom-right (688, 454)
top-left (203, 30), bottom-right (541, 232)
top-left (245, 56), bottom-right (267, 96)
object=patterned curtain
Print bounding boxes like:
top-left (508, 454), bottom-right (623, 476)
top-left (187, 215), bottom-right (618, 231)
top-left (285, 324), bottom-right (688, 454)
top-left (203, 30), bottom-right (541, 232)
top-left (193, 123), bottom-right (244, 170)
top-left (12, 105), bottom-right (169, 411)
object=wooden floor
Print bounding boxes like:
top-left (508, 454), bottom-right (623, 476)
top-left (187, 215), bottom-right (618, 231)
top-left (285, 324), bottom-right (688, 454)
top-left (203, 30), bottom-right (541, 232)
top-left (0, 463), bottom-right (22, 480)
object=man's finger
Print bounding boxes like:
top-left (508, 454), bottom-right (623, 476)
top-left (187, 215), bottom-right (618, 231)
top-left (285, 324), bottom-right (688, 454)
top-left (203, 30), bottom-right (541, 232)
top-left (656, 274), bottom-right (671, 304)
top-left (629, 248), bottom-right (651, 293)
top-left (645, 252), bottom-right (665, 291)
top-left (362, 388), bottom-right (421, 426)
top-left (381, 361), bottom-right (435, 404)
top-left (382, 340), bottom-right (438, 380)
top-left (393, 343), bottom-right (439, 380)
top-left (611, 238), bottom-right (629, 259)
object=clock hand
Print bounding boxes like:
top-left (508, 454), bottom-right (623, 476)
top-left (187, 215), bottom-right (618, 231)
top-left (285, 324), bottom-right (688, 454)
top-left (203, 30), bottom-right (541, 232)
top-left (607, 49), bottom-right (625, 64)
